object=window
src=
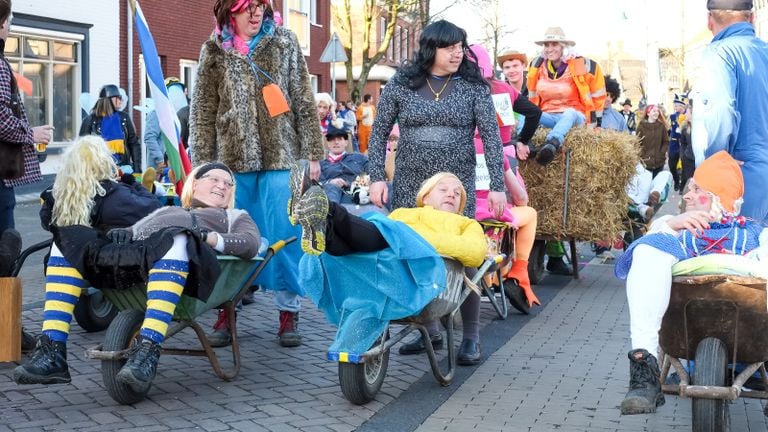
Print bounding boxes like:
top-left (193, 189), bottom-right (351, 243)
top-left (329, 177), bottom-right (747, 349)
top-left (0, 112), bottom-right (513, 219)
top-left (288, 0), bottom-right (311, 53)
top-left (403, 28), bottom-right (409, 62)
top-left (180, 60), bottom-right (198, 95)
top-left (394, 26), bottom-right (401, 63)
top-left (5, 33), bottom-right (80, 142)
top-left (308, 74), bottom-right (318, 94)
top-left (379, 17), bottom-right (386, 46)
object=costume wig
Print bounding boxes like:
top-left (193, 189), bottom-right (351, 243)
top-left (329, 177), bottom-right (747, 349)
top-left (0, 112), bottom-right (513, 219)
top-left (52, 135), bottom-right (119, 227)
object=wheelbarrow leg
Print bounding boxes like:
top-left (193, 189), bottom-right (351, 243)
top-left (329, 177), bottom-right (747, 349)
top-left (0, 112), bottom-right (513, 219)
top-left (568, 238), bottom-right (579, 279)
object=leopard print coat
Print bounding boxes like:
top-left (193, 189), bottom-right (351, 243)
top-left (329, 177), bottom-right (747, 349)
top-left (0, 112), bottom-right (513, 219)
top-left (189, 27), bottom-right (324, 172)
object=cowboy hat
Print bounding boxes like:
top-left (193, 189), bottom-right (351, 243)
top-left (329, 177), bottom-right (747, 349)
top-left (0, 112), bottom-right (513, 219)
top-left (496, 50), bottom-right (528, 68)
top-left (534, 27), bottom-right (575, 47)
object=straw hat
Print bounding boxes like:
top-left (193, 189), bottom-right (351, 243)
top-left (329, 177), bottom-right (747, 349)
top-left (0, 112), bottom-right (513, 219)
top-left (534, 27), bottom-right (575, 47)
top-left (496, 50), bottom-right (528, 68)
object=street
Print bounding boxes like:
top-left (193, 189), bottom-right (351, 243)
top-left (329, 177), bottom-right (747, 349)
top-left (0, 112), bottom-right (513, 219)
top-left (1, 196), bottom-right (768, 431)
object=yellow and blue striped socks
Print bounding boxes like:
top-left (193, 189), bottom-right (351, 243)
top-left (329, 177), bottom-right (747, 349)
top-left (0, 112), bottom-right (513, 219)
top-left (139, 259), bottom-right (189, 344)
top-left (41, 255), bottom-right (87, 343)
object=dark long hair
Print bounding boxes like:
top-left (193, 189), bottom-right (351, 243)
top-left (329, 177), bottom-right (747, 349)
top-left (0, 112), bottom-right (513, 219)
top-left (400, 20), bottom-right (487, 90)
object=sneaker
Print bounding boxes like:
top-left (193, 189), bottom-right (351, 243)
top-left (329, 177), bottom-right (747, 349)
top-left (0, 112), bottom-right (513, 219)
top-left (620, 349), bottom-right (665, 415)
top-left (0, 228), bottom-right (22, 277)
top-left (13, 334), bottom-right (71, 385)
top-left (398, 333), bottom-right (443, 355)
top-left (278, 311), bottom-right (302, 347)
top-left (546, 256), bottom-right (573, 276)
top-left (207, 310), bottom-right (233, 348)
top-left (116, 338), bottom-right (161, 390)
top-left (287, 160), bottom-right (312, 225)
top-left (294, 186), bottom-right (329, 255)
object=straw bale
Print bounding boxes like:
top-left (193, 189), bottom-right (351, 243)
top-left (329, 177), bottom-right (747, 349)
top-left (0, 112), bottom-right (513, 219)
top-left (518, 127), bottom-right (640, 241)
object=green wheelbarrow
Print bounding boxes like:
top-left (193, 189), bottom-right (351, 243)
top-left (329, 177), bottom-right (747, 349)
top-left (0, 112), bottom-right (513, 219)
top-left (85, 237), bottom-right (295, 405)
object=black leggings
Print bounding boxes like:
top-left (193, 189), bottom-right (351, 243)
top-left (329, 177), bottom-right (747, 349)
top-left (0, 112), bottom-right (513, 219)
top-left (668, 151), bottom-right (680, 188)
top-left (326, 203), bottom-right (390, 256)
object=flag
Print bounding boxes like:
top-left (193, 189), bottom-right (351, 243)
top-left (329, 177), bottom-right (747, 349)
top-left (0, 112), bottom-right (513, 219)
top-left (131, 0), bottom-right (192, 190)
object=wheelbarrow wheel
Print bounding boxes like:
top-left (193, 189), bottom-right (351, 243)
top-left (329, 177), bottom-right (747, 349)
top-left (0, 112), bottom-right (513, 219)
top-left (528, 240), bottom-right (546, 285)
top-left (74, 289), bottom-right (118, 332)
top-left (692, 337), bottom-right (730, 432)
top-left (101, 310), bottom-right (150, 405)
top-left (338, 332), bottom-right (390, 405)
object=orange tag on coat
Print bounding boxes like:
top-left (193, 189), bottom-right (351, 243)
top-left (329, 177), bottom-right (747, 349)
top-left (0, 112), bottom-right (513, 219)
top-left (262, 83), bottom-right (290, 117)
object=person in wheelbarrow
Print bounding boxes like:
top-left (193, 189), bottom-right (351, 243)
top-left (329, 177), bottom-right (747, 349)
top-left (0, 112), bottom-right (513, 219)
top-left (615, 150), bottom-right (768, 415)
top-left (14, 137), bottom-right (261, 389)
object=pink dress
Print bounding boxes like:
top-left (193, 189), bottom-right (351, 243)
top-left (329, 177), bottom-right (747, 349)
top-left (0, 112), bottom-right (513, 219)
top-left (474, 137), bottom-right (521, 226)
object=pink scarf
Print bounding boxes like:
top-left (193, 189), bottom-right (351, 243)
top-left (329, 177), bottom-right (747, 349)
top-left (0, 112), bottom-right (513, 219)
top-left (327, 152), bottom-right (346, 163)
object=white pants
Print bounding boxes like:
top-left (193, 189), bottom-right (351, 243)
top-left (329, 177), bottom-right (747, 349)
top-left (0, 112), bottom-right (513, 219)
top-left (626, 244), bottom-right (679, 358)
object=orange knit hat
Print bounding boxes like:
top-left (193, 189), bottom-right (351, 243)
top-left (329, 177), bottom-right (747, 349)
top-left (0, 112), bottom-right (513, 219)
top-left (693, 151), bottom-right (744, 214)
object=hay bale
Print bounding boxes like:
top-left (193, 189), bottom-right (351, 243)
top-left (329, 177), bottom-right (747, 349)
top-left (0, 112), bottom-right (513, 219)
top-left (519, 127), bottom-right (640, 241)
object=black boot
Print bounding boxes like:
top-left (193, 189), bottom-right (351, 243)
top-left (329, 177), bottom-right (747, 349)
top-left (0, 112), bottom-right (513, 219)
top-left (546, 256), bottom-right (573, 276)
top-left (116, 338), bottom-right (161, 390)
top-left (13, 334), bottom-right (71, 385)
top-left (21, 329), bottom-right (36, 353)
top-left (456, 339), bottom-right (482, 366)
top-left (536, 137), bottom-right (561, 166)
top-left (0, 228), bottom-right (22, 277)
top-left (620, 349), bottom-right (665, 414)
top-left (398, 333), bottom-right (443, 355)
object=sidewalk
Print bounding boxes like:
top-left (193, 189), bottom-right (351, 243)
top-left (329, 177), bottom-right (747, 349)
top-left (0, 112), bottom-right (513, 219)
top-left (415, 195), bottom-right (768, 432)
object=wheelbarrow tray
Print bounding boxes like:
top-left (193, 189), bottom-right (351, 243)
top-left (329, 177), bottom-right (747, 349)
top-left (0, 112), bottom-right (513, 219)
top-left (659, 274), bottom-right (768, 364)
top-left (101, 256), bottom-right (261, 321)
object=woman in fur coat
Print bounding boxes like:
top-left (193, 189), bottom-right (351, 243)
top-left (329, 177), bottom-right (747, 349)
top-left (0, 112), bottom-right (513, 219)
top-left (189, 0), bottom-right (324, 347)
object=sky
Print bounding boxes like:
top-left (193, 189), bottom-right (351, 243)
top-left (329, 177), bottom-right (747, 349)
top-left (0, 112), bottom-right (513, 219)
top-left (431, 0), bottom-right (711, 60)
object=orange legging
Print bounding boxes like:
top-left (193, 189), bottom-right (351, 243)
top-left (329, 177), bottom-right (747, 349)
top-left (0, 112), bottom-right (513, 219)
top-left (358, 125), bottom-right (371, 154)
top-left (508, 206), bottom-right (537, 261)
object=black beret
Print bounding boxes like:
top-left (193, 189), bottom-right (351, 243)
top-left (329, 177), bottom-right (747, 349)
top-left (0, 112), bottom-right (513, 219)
top-left (707, 0), bottom-right (753, 10)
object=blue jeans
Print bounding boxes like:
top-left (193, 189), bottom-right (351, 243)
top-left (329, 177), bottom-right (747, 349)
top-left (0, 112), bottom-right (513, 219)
top-left (0, 182), bottom-right (15, 233)
top-left (539, 108), bottom-right (586, 146)
top-left (235, 171), bottom-right (304, 312)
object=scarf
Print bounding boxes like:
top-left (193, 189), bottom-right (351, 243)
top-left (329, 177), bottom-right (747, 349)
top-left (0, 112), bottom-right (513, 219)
top-left (100, 113), bottom-right (125, 158)
top-left (327, 152), bottom-right (346, 163)
top-left (218, 17), bottom-right (276, 57)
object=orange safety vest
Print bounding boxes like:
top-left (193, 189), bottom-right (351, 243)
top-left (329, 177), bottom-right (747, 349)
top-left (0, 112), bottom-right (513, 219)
top-left (527, 56), bottom-right (606, 124)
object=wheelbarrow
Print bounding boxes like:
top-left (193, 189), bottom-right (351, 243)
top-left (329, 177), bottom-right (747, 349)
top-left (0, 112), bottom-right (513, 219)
top-left (659, 273), bottom-right (768, 432)
top-left (330, 254), bottom-right (505, 405)
top-left (84, 237), bottom-right (295, 405)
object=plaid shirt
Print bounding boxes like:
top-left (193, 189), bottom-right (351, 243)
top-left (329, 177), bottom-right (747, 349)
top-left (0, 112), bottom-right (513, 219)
top-left (1, 52), bottom-right (41, 187)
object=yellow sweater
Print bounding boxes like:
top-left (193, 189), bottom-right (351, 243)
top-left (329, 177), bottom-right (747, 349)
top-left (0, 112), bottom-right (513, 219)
top-left (389, 206), bottom-right (487, 267)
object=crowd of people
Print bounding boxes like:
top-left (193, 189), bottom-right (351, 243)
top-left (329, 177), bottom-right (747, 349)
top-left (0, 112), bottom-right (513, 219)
top-left (2, 0), bottom-right (768, 420)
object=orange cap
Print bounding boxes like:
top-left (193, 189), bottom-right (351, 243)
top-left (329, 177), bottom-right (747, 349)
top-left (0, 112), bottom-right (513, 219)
top-left (693, 151), bottom-right (744, 214)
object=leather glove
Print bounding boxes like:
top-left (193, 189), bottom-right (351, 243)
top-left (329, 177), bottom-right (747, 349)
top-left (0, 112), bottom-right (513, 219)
top-left (106, 228), bottom-right (133, 244)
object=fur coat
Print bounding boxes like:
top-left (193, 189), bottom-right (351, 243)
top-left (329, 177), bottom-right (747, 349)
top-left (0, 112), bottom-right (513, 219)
top-left (189, 27), bottom-right (324, 172)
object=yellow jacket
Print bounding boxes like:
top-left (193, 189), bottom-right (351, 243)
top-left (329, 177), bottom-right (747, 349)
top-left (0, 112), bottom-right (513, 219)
top-left (389, 206), bottom-right (487, 268)
top-left (527, 56), bottom-right (606, 124)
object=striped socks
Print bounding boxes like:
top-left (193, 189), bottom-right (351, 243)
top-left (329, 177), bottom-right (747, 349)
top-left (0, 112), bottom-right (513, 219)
top-left (41, 255), bottom-right (87, 343)
top-left (139, 259), bottom-right (189, 344)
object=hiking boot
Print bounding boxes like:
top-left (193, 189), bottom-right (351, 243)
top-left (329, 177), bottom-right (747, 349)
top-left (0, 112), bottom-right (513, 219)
top-left (13, 334), bottom-right (71, 385)
top-left (457, 339), bottom-right (482, 366)
top-left (620, 349), bottom-right (665, 415)
top-left (294, 186), bottom-right (329, 255)
top-left (647, 190), bottom-right (661, 207)
top-left (0, 228), bottom-right (22, 277)
top-left (536, 138), bottom-right (560, 166)
top-left (207, 310), bottom-right (233, 348)
top-left (287, 160), bottom-right (312, 225)
top-left (398, 333), bottom-right (443, 355)
top-left (546, 256), bottom-right (573, 276)
top-left (278, 311), bottom-right (302, 347)
top-left (21, 329), bottom-right (36, 353)
top-left (116, 338), bottom-right (161, 390)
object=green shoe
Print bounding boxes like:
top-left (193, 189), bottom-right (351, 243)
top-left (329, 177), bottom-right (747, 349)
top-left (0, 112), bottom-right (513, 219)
top-left (294, 185), bottom-right (329, 255)
top-left (287, 160), bottom-right (311, 225)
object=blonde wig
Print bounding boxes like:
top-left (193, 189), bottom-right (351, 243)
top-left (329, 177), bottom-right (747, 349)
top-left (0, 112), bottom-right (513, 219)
top-left (52, 135), bottom-right (119, 227)
top-left (179, 164), bottom-right (236, 209)
top-left (415, 172), bottom-right (467, 214)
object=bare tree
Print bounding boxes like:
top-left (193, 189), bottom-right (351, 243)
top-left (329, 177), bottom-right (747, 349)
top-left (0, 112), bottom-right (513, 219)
top-left (460, 0), bottom-right (512, 75)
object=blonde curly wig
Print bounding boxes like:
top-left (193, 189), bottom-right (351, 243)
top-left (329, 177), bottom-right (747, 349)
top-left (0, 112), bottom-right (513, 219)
top-left (52, 135), bottom-right (119, 227)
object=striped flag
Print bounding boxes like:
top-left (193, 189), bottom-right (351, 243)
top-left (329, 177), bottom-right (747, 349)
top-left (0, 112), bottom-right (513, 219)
top-left (131, 0), bottom-right (192, 189)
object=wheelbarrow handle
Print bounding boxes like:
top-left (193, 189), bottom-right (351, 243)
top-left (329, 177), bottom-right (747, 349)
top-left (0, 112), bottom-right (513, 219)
top-left (268, 236), bottom-right (297, 254)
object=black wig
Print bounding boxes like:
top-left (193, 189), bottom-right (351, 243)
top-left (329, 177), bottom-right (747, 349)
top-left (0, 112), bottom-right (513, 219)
top-left (604, 75), bottom-right (622, 103)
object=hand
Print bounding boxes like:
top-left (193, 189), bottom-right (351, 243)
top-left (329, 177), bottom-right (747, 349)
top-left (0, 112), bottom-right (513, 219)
top-left (515, 142), bottom-right (530, 161)
top-left (309, 160), bottom-right (321, 181)
top-left (666, 210), bottom-right (715, 236)
top-left (331, 178), bottom-right (347, 188)
top-left (32, 125), bottom-right (54, 144)
top-left (487, 191), bottom-right (507, 219)
top-left (106, 228), bottom-right (133, 244)
top-left (369, 181), bottom-right (388, 208)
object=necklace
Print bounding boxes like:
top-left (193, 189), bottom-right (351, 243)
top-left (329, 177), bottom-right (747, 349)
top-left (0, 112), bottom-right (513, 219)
top-left (426, 74), bottom-right (453, 101)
